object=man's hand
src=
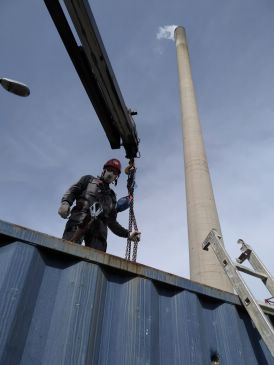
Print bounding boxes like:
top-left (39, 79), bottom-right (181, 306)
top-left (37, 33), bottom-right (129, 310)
top-left (58, 202), bottom-right (71, 219)
top-left (129, 231), bottom-right (141, 241)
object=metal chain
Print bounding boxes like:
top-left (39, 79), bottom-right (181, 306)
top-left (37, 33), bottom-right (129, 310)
top-left (125, 200), bottom-right (132, 260)
top-left (131, 192), bottom-right (138, 262)
top-left (125, 167), bottom-right (134, 261)
top-left (125, 161), bottom-right (139, 262)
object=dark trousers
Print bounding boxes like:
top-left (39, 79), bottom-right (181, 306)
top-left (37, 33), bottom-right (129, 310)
top-left (62, 220), bottom-right (107, 252)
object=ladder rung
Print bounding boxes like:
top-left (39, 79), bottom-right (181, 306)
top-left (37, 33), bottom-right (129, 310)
top-left (259, 301), bottom-right (274, 316)
top-left (235, 263), bottom-right (268, 280)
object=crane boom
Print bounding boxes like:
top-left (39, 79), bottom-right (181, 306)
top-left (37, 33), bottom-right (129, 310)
top-left (44, 0), bottom-right (139, 158)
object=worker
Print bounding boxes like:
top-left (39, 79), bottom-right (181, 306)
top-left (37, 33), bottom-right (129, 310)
top-left (58, 159), bottom-right (141, 252)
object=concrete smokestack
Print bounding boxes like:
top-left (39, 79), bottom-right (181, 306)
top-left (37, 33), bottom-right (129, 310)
top-left (174, 26), bottom-right (232, 292)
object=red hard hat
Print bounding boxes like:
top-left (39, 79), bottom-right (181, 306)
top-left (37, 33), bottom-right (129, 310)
top-left (103, 159), bottom-right (121, 174)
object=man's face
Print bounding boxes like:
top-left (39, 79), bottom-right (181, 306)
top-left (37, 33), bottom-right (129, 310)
top-left (102, 167), bottom-right (119, 184)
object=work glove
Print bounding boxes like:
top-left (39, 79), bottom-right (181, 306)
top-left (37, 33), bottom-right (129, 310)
top-left (58, 201), bottom-right (71, 219)
top-left (128, 231), bottom-right (141, 241)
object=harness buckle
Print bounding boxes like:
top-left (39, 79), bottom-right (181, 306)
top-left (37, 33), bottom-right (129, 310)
top-left (90, 202), bottom-right (103, 219)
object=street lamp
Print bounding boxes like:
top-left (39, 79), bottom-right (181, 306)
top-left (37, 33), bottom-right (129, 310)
top-left (0, 78), bottom-right (30, 97)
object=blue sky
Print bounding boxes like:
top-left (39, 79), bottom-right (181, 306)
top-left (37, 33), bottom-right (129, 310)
top-left (1, 0), bottom-right (274, 299)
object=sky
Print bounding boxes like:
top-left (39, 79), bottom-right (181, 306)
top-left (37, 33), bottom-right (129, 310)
top-left (1, 0), bottom-right (274, 300)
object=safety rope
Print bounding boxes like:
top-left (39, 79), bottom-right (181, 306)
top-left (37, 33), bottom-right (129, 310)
top-left (265, 296), bottom-right (274, 305)
top-left (125, 159), bottom-right (139, 262)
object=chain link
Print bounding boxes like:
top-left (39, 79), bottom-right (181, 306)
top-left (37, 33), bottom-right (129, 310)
top-left (125, 161), bottom-right (139, 262)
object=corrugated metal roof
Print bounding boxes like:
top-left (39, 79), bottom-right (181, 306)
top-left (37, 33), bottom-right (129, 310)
top-left (0, 219), bottom-right (273, 364)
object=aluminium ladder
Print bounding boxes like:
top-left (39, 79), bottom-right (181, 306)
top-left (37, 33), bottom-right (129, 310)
top-left (202, 229), bottom-right (274, 357)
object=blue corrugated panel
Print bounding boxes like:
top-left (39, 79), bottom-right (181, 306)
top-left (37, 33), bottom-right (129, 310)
top-left (0, 219), bottom-right (273, 365)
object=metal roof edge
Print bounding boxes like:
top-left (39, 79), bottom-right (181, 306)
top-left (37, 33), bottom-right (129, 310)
top-left (0, 219), bottom-right (241, 306)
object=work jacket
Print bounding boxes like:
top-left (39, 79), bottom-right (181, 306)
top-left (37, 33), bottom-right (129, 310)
top-left (61, 175), bottom-right (129, 240)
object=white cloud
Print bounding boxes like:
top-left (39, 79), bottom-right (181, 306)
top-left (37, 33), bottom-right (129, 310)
top-left (156, 25), bottom-right (178, 41)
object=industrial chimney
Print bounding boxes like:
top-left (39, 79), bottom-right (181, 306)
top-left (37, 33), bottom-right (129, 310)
top-left (174, 26), bottom-right (233, 292)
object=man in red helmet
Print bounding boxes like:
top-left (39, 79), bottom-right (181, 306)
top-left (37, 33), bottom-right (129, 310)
top-left (58, 159), bottom-right (140, 252)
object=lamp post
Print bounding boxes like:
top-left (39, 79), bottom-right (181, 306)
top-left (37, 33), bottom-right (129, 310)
top-left (0, 78), bottom-right (30, 97)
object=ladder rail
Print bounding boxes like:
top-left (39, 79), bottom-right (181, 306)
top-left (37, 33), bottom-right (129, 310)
top-left (203, 230), bottom-right (274, 357)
